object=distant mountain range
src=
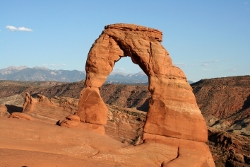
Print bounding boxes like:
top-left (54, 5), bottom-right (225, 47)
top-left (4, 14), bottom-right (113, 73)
top-left (0, 66), bottom-right (148, 83)
top-left (0, 66), bottom-right (194, 84)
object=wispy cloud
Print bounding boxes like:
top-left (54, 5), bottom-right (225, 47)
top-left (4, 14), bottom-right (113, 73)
top-left (202, 60), bottom-right (219, 63)
top-left (113, 67), bottom-right (125, 72)
top-left (229, 68), bottom-right (237, 72)
top-left (201, 63), bottom-right (209, 67)
top-left (6, 25), bottom-right (33, 32)
top-left (50, 63), bottom-right (66, 67)
top-left (174, 63), bottom-right (187, 67)
top-left (42, 63), bottom-right (66, 68)
top-left (202, 69), bottom-right (211, 71)
top-left (201, 60), bottom-right (219, 67)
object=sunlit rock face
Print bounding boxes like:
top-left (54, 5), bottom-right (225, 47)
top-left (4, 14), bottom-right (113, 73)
top-left (22, 92), bottom-right (34, 113)
top-left (79, 23), bottom-right (207, 142)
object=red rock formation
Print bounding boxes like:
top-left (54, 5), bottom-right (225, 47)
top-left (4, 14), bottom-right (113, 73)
top-left (77, 23), bottom-right (214, 166)
top-left (78, 87), bottom-right (107, 125)
top-left (22, 92), bottom-right (33, 113)
top-left (192, 76), bottom-right (250, 120)
top-left (9, 112), bottom-right (33, 120)
top-left (0, 105), bottom-right (9, 117)
top-left (6, 93), bottom-right (34, 120)
top-left (60, 114), bottom-right (80, 128)
top-left (80, 23), bottom-right (207, 141)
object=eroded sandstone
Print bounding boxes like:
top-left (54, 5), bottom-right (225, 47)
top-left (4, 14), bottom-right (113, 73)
top-left (79, 23), bottom-right (207, 141)
top-left (9, 112), bottom-right (33, 120)
top-left (64, 23), bottom-right (214, 166)
top-left (22, 92), bottom-right (34, 113)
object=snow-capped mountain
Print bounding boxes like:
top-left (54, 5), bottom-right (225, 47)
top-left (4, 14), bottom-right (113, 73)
top-left (0, 66), bottom-right (148, 83)
top-left (107, 71), bottom-right (147, 83)
top-left (0, 66), bottom-right (28, 75)
top-left (0, 66), bottom-right (85, 82)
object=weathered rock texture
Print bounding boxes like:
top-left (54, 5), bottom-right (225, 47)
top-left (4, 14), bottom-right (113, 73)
top-left (79, 23), bottom-right (207, 141)
top-left (8, 112), bottom-right (33, 120)
top-left (22, 92), bottom-right (33, 113)
top-left (0, 88), bottom-right (215, 166)
top-left (60, 114), bottom-right (80, 128)
top-left (70, 23), bottom-right (214, 166)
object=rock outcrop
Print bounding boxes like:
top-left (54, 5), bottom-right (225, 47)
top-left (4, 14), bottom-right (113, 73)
top-left (6, 93), bottom-right (34, 120)
top-left (9, 112), bottom-right (33, 120)
top-left (192, 76), bottom-right (250, 133)
top-left (22, 92), bottom-right (34, 113)
top-left (60, 114), bottom-right (80, 128)
top-left (77, 23), bottom-right (214, 166)
top-left (0, 105), bottom-right (9, 117)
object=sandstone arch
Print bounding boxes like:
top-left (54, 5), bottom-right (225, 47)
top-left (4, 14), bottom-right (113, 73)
top-left (78, 23), bottom-right (207, 142)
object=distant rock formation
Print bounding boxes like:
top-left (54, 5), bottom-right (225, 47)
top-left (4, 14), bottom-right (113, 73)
top-left (22, 92), bottom-right (33, 112)
top-left (192, 76), bottom-right (250, 132)
top-left (76, 23), bottom-right (214, 166)
top-left (8, 92), bottom-right (34, 120)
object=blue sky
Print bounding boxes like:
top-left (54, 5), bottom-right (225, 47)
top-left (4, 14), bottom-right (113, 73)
top-left (0, 0), bottom-right (249, 82)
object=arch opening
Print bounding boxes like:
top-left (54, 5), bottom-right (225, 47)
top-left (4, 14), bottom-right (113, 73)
top-left (101, 56), bottom-right (150, 112)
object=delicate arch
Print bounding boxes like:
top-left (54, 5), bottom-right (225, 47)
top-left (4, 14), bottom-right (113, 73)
top-left (78, 23), bottom-right (208, 142)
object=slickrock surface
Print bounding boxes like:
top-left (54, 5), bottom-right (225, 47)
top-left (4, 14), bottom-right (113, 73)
top-left (0, 94), bottom-right (214, 166)
top-left (0, 116), bottom-right (214, 167)
top-left (9, 112), bottom-right (33, 120)
top-left (59, 114), bottom-right (80, 128)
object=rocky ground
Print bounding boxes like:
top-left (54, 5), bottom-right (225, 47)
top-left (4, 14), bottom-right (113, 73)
top-left (0, 95), bottom-right (214, 167)
top-left (0, 75), bottom-right (250, 166)
top-left (0, 117), bottom-right (171, 167)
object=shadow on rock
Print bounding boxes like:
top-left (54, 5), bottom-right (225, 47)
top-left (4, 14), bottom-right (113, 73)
top-left (5, 104), bottom-right (23, 114)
